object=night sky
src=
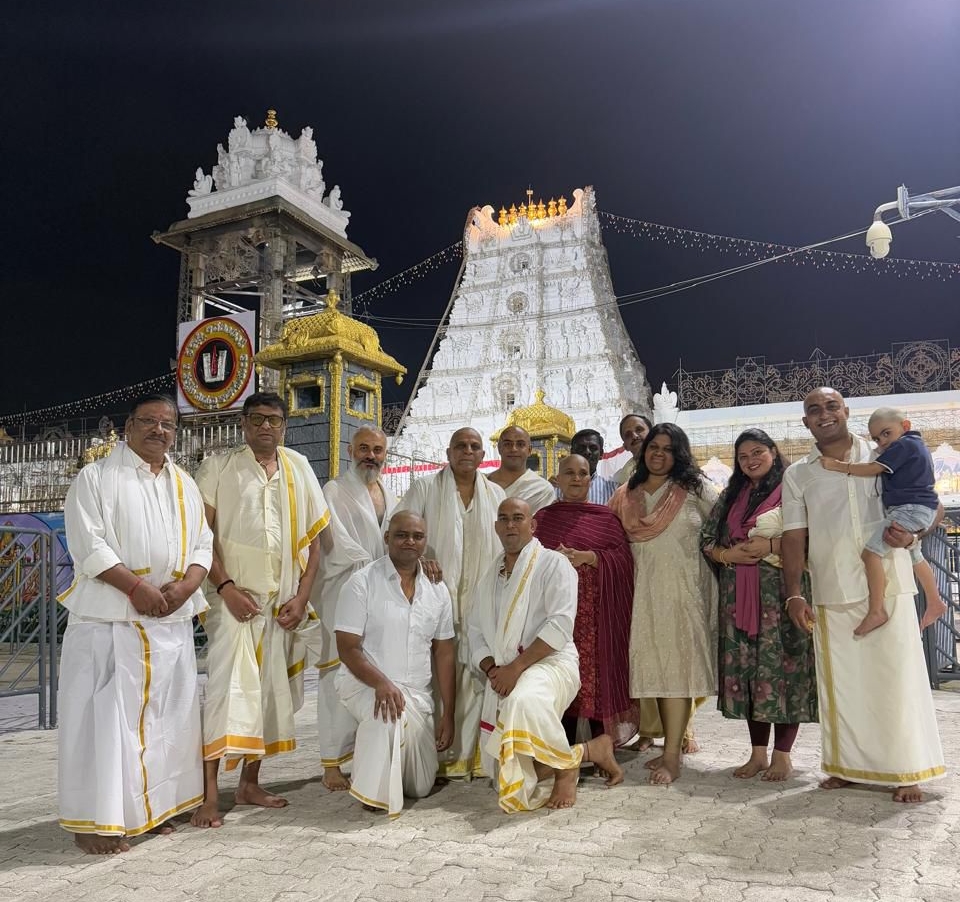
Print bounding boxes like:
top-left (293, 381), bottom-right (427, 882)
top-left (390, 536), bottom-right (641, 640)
top-left (4, 0), bottom-right (958, 422)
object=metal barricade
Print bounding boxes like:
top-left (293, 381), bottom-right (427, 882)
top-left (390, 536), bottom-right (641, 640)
top-left (0, 527), bottom-right (50, 728)
top-left (382, 450), bottom-right (443, 499)
top-left (919, 514), bottom-right (960, 688)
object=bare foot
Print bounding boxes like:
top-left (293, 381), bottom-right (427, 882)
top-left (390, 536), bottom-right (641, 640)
top-left (733, 749), bottom-right (769, 779)
top-left (650, 755), bottom-right (681, 785)
top-left (681, 735), bottom-right (701, 754)
top-left (854, 609), bottom-right (888, 637)
top-left (893, 784), bottom-right (924, 803)
top-left (74, 834), bottom-right (130, 855)
top-left (546, 768), bottom-right (578, 809)
top-left (920, 597), bottom-right (948, 630)
top-left (819, 776), bottom-right (852, 790)
top-left (635, 736), bottom-right (655, 752)
top-left (643, 753), bottom-right (664, 771)
top-left (235, 782), bottom-right (288, 808)
top-left (584, 735), bottom-right (624, 787)
top-left (190, 801), bottom-right (223, 828)
top-left (321, 767), bottom-right (351, 792)
top-left (147, 821), bottom-right (176, 835)
top-left (761, 750), bottom-right (794, 782)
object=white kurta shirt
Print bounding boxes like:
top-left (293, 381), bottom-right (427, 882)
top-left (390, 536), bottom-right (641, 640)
top-left (782, 436), bottom-right (915, 606)
top-left (335, 556), bottom-right (455, 693)
top-left (61, 444), bottom-right (212, 622)
top-left (195, 446), bottom-right (284, 597)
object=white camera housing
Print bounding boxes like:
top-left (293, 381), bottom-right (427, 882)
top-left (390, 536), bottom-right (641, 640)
top-left (866, 219), bottom-right (893, 259)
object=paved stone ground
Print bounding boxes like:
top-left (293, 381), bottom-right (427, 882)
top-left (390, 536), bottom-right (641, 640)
top-left (1, 683), bottom-right (958, 902)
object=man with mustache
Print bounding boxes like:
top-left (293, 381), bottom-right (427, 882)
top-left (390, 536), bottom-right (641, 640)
top-left (318, 427), bottom-right (398, 791)
top-left (334, 512), bottom-right (456, 817)
top-left (781, 387), bottom-right (945, 803)
top-left (569, 429), bottom-right (618, 505)
top-left (58, 394), bottom-right (212, 852)
top-left (191, 392), bottom-right (335, 827)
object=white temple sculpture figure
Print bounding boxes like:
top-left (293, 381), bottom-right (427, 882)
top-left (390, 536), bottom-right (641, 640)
top-left (653, 381), bottom-right (679, 424)
top-left (185, 112), bottom-right (351, 237)
top-left (326, 185), bottom-right (343, 211)
top-left (189, 167), bottom-right (213, 196)
top-left (297, 126), bottom-right (318, 163)
top-left (228, 116), bottom-right (251, 151)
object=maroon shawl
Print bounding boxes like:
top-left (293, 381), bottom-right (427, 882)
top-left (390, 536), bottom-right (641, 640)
top-left (534, 501), bottom-right (637, 745)
top-left (725, 483), bottom-right (782, 638)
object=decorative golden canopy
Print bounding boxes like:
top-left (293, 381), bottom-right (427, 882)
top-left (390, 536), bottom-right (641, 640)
top-left (491, 390), bottom-right (575, 442)
top-left (497, 188), bottom-right (568, 226)
top-left (255, 290), bottom-right (406, 381)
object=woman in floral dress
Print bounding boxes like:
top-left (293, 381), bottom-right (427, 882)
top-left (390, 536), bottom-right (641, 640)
top-left (700, 428), bottom-right (817, 781)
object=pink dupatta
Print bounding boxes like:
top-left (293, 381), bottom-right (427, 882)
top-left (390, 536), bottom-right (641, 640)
top-left (608, 481), bottom-right (688, 543)
top-left (725, 484), bottom-right (782, 638)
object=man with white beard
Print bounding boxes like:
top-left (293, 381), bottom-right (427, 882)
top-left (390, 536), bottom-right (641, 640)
top-left (317, 427), bottom-right (398, 790)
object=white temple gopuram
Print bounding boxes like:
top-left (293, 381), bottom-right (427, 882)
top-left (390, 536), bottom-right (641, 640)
top-left (394, 187), bottom-right (652, 461)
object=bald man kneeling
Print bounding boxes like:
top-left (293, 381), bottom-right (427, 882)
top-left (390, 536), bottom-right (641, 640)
top-left (467, 499), bottom-right (623, 812)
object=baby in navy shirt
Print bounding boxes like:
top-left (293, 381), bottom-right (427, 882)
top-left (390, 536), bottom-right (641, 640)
top-left (820, 407), bottom-right (944, 637)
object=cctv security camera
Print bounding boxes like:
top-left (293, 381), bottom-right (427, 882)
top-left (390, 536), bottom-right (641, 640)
top-left (866, 219), bottom-right (892, 259)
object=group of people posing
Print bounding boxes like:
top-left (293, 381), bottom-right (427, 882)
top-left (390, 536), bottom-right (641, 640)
top-left (56, 387), bottom-right (947, 854)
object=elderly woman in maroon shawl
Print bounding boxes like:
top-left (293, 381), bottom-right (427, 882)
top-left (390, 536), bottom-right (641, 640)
top-left (534, 454), bottom-right (638, 748)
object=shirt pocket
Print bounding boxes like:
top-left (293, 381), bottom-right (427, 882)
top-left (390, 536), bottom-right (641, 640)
top-left (864, 473), bottom-right (882, 500)
top-left (410, 605), bottom-right (437, 645)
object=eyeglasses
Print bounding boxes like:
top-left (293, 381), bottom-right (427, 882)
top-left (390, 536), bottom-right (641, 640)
top-left (133, 416), bottom-right (178, 432)
top-left (245, 413), bottom-right (285, 428)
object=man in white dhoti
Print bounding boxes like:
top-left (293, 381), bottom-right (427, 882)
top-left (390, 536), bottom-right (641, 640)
top-left (316, 426), bottom-right (397, 790)
top-left (782, 387), bottom-right (945, 803)
top-left (467, 499), bottom-right (623, 813)
top-left (335, 512), bottom-right (456, 817)
top-left (392, 427), bottom-right (505, 778)
top-left (58, 395), bottom-right (213, 853)
top-left (191, 392), bottom-right (332, 827)
top-left (487, 426), bottom-right (555, 514)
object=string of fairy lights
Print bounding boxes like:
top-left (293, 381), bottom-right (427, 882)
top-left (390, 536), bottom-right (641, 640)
top-left (0, 374), bottom-right (175, 427)
top-left (600, 210), bottom-right (960, 281)
top-left (4, 208), bottom-right (956, 425)
top-left (351, 242), bottom-right (464, 318)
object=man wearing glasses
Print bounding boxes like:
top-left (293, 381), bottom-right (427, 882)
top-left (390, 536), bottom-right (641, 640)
top-left (191, 391), bottom-right (333, 827)
top-left (59, 394), bottom-right (213, 853)
top-left (334, 512), bottom-right (456, 817)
